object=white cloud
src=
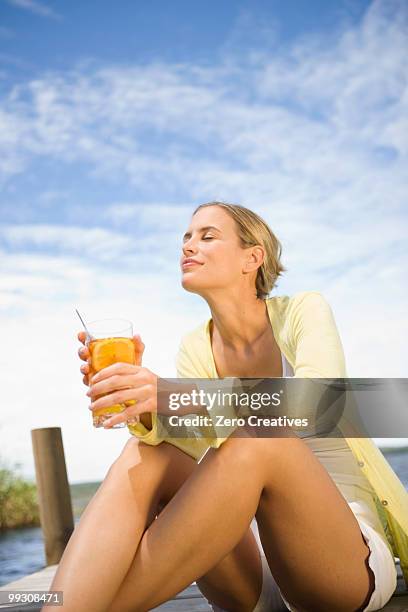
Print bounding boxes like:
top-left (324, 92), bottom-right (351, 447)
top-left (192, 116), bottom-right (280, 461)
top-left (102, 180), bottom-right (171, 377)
top-left (0, 0), bottom-right (407, 480)
top-left (1, 224), bottom-right (134, 260)
top-left (0, 1), bottom-right (406, 210)
top-left (102, 202), bottom-right (194, 229)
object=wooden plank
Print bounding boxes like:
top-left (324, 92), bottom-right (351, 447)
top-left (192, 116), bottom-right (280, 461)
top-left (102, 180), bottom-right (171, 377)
top-left (0, 566), bottom-right (58, 591)
top-left (1, 562), bottom-right (407, 611)
top-left (0, 566), bottom-right (211, 611)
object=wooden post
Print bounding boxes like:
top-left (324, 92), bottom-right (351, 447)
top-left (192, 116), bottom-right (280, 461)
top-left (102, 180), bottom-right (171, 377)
top-left (31, 427), bottom-right (74, 565)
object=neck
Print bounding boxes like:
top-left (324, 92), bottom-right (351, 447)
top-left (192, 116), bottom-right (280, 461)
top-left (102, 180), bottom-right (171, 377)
top-left (205, 290), bottom-right (271, 351)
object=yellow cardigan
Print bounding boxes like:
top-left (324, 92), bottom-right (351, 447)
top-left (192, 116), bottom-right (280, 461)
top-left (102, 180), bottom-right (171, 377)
top-left (128, 290), bottom-right (408, 585)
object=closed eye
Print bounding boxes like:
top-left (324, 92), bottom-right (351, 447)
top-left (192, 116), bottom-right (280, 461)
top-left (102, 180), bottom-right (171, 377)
top-left (202, 236), bottom-right (214, 240)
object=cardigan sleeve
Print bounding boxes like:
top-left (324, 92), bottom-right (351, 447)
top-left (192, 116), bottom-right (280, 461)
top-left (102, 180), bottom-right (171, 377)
top-left (291, 291), bottom-right (347, 378)
top-left (127, 411), bottom-right (163, 447)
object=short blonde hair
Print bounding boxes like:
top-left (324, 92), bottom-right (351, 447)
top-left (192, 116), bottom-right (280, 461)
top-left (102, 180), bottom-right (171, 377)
top-left (193, 201), bottom-right (287, 299)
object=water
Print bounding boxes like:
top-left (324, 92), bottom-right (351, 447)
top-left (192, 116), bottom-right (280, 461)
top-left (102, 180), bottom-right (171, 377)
top-left (0, 526), bottom-right (46, 586)
top-left (0, 450), bottom-right (407, 587)
top-left (0, 519), bottom-right (83, 588)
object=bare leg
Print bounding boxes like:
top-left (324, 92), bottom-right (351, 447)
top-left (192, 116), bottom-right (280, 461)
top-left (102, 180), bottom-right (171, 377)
top-left (108, 435), bottom-right (375, 612)
top-left (195, 528), bottom-right (263, 611)
top-left (45, 438), bottom-right (263, 612)
top-left (45, 439), bottom-right (194, 611)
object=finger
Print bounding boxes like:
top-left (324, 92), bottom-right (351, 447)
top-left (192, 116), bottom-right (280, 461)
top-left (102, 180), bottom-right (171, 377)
top-left (103, 397), bottom-right (153, 429)
top-left (78, 331), bottom-right (87, 345)
top-left (133, 334), bottom-right (145, 366)
top-left (89, 384), bottom-right (153, 412)
top-left (133, 334), bottom-right (145, 352)
top-left (82, 375), bottom-right (89, 386)
top-left (80, 363), bottom-right (90, 375)
top-left (102, 407), bottom-right (131, 429)
top-left (78, 346), bottom-right (90, 362)
top-left (91, 362), bottom-right (142, 384)
top-left (87, 373), bottom-right (138, 399)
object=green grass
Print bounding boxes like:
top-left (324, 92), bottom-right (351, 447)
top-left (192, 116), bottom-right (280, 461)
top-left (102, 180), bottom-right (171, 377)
top-left (0, 464), bottom-right (40, 530)
top-left (0, 460), bottom-right (102, 530)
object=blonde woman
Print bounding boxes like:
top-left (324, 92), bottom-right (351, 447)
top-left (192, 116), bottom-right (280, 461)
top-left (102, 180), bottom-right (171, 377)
top-left (47, 202), bottom-right (406, 612)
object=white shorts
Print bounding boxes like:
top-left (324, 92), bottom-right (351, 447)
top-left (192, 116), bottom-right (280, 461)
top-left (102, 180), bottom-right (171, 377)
top-left (210, 501), bottom-right (397, 612)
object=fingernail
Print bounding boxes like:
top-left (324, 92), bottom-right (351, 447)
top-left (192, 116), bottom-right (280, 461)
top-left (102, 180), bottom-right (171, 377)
top-left (86, 390), bottom-right (91, 396)
top-left (88, 405), bottom-right (93, 411)
top-left (103, 420), bottom-right (112, 428)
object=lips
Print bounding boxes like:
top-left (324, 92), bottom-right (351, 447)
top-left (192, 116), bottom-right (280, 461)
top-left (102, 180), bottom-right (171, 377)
top-left (181, 259), bottom-right (203, 269)
top-left (182, 260), bottom-right (202, 269)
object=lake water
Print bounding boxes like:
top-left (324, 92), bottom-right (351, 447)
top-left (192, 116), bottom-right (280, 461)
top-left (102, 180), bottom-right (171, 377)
top-left (0, 449), bottom-right (407, 587)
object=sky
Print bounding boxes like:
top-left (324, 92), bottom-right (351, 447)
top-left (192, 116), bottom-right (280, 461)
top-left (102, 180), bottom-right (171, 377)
top-left (0, 0), bottom-right (407, 482)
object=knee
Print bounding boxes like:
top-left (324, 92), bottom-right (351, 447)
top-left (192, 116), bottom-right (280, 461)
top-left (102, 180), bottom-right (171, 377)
top-left (111, 437), bottom-right (142, 471)
top-left (215, 434), bottom-right (305, 474)
top-left (212, 436), bottom-right (266, 475)
top-left (108, 437), bottom-right (164, 479)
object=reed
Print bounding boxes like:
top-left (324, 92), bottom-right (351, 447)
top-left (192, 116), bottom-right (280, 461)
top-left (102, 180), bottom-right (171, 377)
top-left (0, 462), bottom-right (40, 530)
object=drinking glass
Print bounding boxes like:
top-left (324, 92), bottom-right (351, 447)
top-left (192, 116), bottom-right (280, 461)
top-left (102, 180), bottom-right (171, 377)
top-left (86, 318), bottom-right (137, 428)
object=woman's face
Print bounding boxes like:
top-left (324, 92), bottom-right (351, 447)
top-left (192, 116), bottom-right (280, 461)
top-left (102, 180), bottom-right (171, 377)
top-left (180, 205), bottom-right (255, 297)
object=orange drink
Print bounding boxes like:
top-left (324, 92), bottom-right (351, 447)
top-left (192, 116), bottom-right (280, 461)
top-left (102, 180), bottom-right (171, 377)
top-left (86, 319), bottom-right (136, 428)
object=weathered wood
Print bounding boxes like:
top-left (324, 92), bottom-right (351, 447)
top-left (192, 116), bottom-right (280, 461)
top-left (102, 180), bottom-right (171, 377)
top-left (31, 428), bottom-right (74, 566)
top-left (0, 566), bottom-right (211, 610)
top-left (1, 562), bottom-right (408, 611)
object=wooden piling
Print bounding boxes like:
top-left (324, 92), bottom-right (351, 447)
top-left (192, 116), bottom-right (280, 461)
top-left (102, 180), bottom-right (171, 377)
top-left (31, 427), bottom-right (74, 565)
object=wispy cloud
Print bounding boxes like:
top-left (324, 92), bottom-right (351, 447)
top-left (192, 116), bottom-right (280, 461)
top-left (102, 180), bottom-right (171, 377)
top-left (1, 0), bottom-right (407, 479)
top-left (6, 0), bottom-right (61, 19)
top-left (0, 2), bottom-right (406, 203)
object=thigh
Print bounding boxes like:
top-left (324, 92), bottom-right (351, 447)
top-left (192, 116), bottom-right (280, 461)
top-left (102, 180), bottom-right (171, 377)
top-left (148, 441), bottom-right (265, 612)
top-left (253, 437), bottom-right (375, 612)
top-left (126, 439), bottom-right (198, 525)
top-left (151, 441), bottom-right (198, 507)
top-left (105, 438), bottom-right (198, 529)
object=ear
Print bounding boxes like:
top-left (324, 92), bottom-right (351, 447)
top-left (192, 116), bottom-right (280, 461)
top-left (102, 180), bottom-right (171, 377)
top-left (243, 245), bottom-right (265, 274)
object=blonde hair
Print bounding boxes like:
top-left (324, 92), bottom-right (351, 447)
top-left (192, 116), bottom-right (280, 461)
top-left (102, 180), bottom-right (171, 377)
top-left (193, 201), bottom-right (287, 299)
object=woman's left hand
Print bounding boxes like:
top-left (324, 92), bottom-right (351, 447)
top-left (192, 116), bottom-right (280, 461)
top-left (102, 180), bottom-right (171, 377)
top-left (87, 363), bottom-right (157, 429)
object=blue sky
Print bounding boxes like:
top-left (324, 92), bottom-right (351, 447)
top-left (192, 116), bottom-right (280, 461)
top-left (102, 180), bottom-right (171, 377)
top-left (1, 1), bottom-right (371, 76)
top-left (0, 0), bottom-right (407, 481)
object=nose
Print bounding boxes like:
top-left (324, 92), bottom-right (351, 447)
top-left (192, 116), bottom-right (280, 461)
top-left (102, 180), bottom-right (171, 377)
top-left (182, 236), bottom-right (198, 256)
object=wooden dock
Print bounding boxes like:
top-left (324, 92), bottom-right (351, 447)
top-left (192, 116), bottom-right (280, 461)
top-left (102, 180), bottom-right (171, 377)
top-left (1, 560), bottom-right (408, 611)
top-left (0, 565), bottom-right (211, 611)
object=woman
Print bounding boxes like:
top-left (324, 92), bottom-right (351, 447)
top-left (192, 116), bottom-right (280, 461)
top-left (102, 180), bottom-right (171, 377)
top-left (48, 202), bottom-right (404, 612)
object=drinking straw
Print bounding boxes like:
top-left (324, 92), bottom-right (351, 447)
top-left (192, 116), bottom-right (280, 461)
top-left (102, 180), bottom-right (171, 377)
top-left (75, 309), bottom-right (92, 341)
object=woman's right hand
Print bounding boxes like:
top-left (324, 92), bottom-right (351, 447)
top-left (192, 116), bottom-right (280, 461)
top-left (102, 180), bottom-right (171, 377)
top-left (77, 331), bottom-right (145, 387)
